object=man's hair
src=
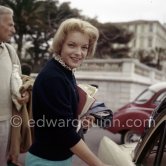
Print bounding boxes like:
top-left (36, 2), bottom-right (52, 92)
top-left (50, 18), bottom-right (99, 57)
top-left (0, 5), bottom-right (13, 21)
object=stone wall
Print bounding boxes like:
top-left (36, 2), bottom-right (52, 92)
top-left (75, 58), bottom-right (166, 112)
top-left (31, 58), bottom-right (166, 112)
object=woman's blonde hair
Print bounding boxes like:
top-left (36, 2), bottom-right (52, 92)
top-left (50, 18), bottom-right (99, 57)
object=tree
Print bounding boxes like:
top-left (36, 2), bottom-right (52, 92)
top-left (89, 21), bottom-right (133, 58)
top-left (26, 1), bottom-right (81, 72)
top-left (1, 0), bottom-right (134, 71)
top-left (136, 49), bottom-right (154, 64)
top-left (1, 0), bottom-right (81, 71)
top-left (1, 0), bottom-right (48, 57)
top-left (153, 47), bottom-right (166, 70)
top-left (134, 47), bottom-right (166, 70)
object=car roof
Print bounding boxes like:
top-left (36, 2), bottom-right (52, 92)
top-left (148, 82), bottom-right (166, 92)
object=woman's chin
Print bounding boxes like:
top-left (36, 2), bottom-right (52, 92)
top-left (71, 64), bottom-right (80, 69)
top-left (70, 63), bottom-right (81, 69)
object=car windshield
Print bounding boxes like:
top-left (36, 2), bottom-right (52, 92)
top-left (134, 89), bottom-right (155, 104)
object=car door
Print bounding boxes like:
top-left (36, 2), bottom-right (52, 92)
top-left (133, 110), bottom-right (166, 166)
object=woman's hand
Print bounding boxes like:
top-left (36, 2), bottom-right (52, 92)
top-left (81, 115), bottom-right (95, 130)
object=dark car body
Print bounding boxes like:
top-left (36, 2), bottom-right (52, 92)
top-left (107, 82), bottom-right (166, 143)
top-left (98, 96), bottom-right (166, 166)
top-left (133, 97), bottom-right (166, 166)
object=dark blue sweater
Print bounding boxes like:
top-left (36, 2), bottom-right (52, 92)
top-left (29, 59), bottom-right (81, 160)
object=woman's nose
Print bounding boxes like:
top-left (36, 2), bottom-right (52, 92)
top-left (75, 47), bottom-right (82, 55)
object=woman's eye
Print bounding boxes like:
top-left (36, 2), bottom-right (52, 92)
top-left (82, 47), bottom-right (88, 50)
top-left (68, 44), bottom-right (74, 47)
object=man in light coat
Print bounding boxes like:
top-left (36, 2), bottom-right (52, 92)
top-left (0, 5), bottom-right (29, 166)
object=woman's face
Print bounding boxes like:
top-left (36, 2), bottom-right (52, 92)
top-left (60, 31), bottom-right (89, 69)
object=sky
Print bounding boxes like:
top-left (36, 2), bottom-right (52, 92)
top-left (59, 0), bottom-right (166, 24)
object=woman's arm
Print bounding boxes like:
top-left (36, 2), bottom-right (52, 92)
top-left (70, 139), bottom-right (110, 166)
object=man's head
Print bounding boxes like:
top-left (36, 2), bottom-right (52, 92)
top-left (0, 6), bottom-right (15, 42)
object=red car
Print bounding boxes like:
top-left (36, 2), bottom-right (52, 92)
top-left (107, 82), bottom-right (166, 144)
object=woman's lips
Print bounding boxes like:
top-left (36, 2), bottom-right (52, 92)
top-left (71, 57), bottom-right (81, 62)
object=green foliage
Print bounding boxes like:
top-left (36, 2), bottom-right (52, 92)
top-left (1, 0), bottom-right (133, 72)
top-left (87, 20), bottom-right (133, 58)
top-left (1, 0), bottom-right (81, 71)
top-left (135, 47), bottom-right (166, 70)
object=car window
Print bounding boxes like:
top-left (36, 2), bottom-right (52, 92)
top-left (142, 144), bottom-right (166, 166)
top-left (136, 121), bottom-right (166, 166)
top-left (154, 91), bottom-right (166, 105)
top-left (134, 90), bottom-right (155, 104)
top-left (141, 134), bottom-right (160, 165)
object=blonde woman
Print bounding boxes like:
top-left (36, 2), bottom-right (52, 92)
top-left (25, 18), bottom-right (110, 166)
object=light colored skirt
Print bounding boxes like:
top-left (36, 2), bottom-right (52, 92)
top-left (25, 152), bottom-right (72, 166)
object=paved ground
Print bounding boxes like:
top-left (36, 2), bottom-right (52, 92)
top-left (18, 127), bottom-right (121, 165)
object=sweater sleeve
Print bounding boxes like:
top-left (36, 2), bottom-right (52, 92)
top-left (35, 75), bottom-right (81, 148)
